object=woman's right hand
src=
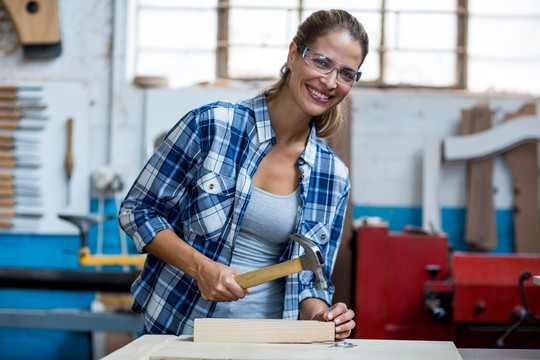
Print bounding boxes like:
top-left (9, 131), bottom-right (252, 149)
top-left (143, 229), bottom-right (248, 302)
top-left (196, 259), bottom-right (248, 302)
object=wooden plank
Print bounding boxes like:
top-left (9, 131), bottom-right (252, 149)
top-left (461, 105), bottom-right (497, 251)
top-left (3, 0), bottom-right (61, 44)
top-left (193, 319), bottom-right (334, 344)
top-left (150, 336), bottom-right (463, 360)
top-left (502, 103), bottom-right (540, 253)
top-left (102, 335), bottom-right (177, 360)
top-left (503, 143), bottom-right (540, 253)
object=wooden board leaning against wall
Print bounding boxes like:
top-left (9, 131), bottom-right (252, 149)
top-left (502, 103), bottom-right (540, 253)
top-left (461, 102), bottom-right (540, 253)
top-left (461, 103), bottom-right (497, 251)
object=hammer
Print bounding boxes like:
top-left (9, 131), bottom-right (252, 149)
top-left (234, 233), bottom-right (328, 291)
top-left (200, 234), bottom-right (328, 300)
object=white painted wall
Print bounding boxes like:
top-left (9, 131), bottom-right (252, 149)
top-left (349, 90), bottom-right (539, 210)
top-left (141, 87), bottom-right (539, 213)
top-left (0, 1), bottom-right (122, 233)
top-left (1, 0), bottom-right (115, 169)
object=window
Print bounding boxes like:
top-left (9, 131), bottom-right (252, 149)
top-left (130, 0), bottom-right (540, 94)
top-left (134, 0), bottom-right (217, 87)
top-left (468, 1), bottom-right (540, 94)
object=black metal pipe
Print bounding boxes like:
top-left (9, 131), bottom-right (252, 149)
top-left (0, 267), bottom-right (137, 293)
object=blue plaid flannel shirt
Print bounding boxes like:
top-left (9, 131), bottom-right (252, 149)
top-left (119, 92), bottom-right (350, 335)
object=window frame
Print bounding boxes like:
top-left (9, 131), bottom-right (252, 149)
top-left (131, 0), bottom-right (495, 91)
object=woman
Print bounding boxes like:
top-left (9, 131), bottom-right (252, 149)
top-left (119, 9), bottom-right (368, 339)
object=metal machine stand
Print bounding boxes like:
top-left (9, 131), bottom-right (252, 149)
top-left (496, 271), bottom-right (540, 348)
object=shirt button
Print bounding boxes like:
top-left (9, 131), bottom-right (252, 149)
top-left (321, 234), bottom-right (326, 240)
top-left (299, 160), bottom-right (305, 165)
top-left (301, 174), bottom-right (305, 179)
top-left (209, 184), bottom-right (215, 190)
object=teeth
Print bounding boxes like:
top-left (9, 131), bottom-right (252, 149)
top-left (308, 86), bottom-right (329, 100)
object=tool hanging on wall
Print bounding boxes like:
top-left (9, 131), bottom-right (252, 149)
top-left (0, 197), bottom-right (41, 207)
top-left (0, 180), bottom-right (40, 196)
top-left (0, 207), bottom-right (42, 219)
top-left (0, 85), bottom-right (45, 232)
top-left (0, 86), bottom-right (46, 115)
top-left (0, 154), bottom-right (41, 168)
top-left (64, 118), bottom-right (73, 206)
top-left (0, 86), bottom-right (42, 92)
top-left (2, 0), bottom-right (62, 58)
top-left (0, 93), bottom-right (41, 102)
top-left (0, 120), bottom-right (45, 131)
top-left (0, 103), bottom-right (47, 111)
top-left (0, 133), bottom-right (40, 151)
top-left (0, 170), bottom-right (39, 183)
top-left (0, 170), bottom-right (42, 229)
top-left (0, 111), bottom-right (48, 120)
top-left (0, 170), bottom-right (42, 207)
top-left (0, 217), bottom-right (38, 229)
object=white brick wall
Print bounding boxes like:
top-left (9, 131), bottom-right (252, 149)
top-left (349, 89), bottom-right (539, 208)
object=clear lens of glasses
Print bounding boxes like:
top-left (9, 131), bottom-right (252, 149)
top-left (300, 46), bottom-right (361, 85)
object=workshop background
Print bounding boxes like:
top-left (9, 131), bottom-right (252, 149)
top-left (1, 0), bottom-right (540, 359)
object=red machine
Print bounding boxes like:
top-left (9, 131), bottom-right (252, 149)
top-left (354, 222), bottom-right (540, 348)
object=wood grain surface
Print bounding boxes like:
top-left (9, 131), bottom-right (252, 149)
top-left (194, 319), bottom-right (334, 343)
top-left (103, 335), bottom-right (464, 360)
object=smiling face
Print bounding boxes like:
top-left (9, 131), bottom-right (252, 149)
top-left (286, 30), bottom-right (364, 118)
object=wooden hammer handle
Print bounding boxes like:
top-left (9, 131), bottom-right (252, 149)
top-left (200, 258), bottom-right (303, 301)
top-left (235, 258), bottom-right (303, 289)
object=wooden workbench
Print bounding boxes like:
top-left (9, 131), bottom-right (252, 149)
top-left (102, 335), bottom-right (464, 360)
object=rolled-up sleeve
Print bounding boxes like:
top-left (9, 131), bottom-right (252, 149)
top-left (118, 112), bottom-right (201, 253)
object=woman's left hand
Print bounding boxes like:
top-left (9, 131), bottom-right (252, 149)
top-left (313, 302), bottom-right (355, 339)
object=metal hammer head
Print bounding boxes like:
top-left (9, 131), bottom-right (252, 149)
top-left (289, 234), bottom-right (328, 290)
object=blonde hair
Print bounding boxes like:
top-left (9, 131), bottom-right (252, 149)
top-left (264, 9), bottom-right (369, 138)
